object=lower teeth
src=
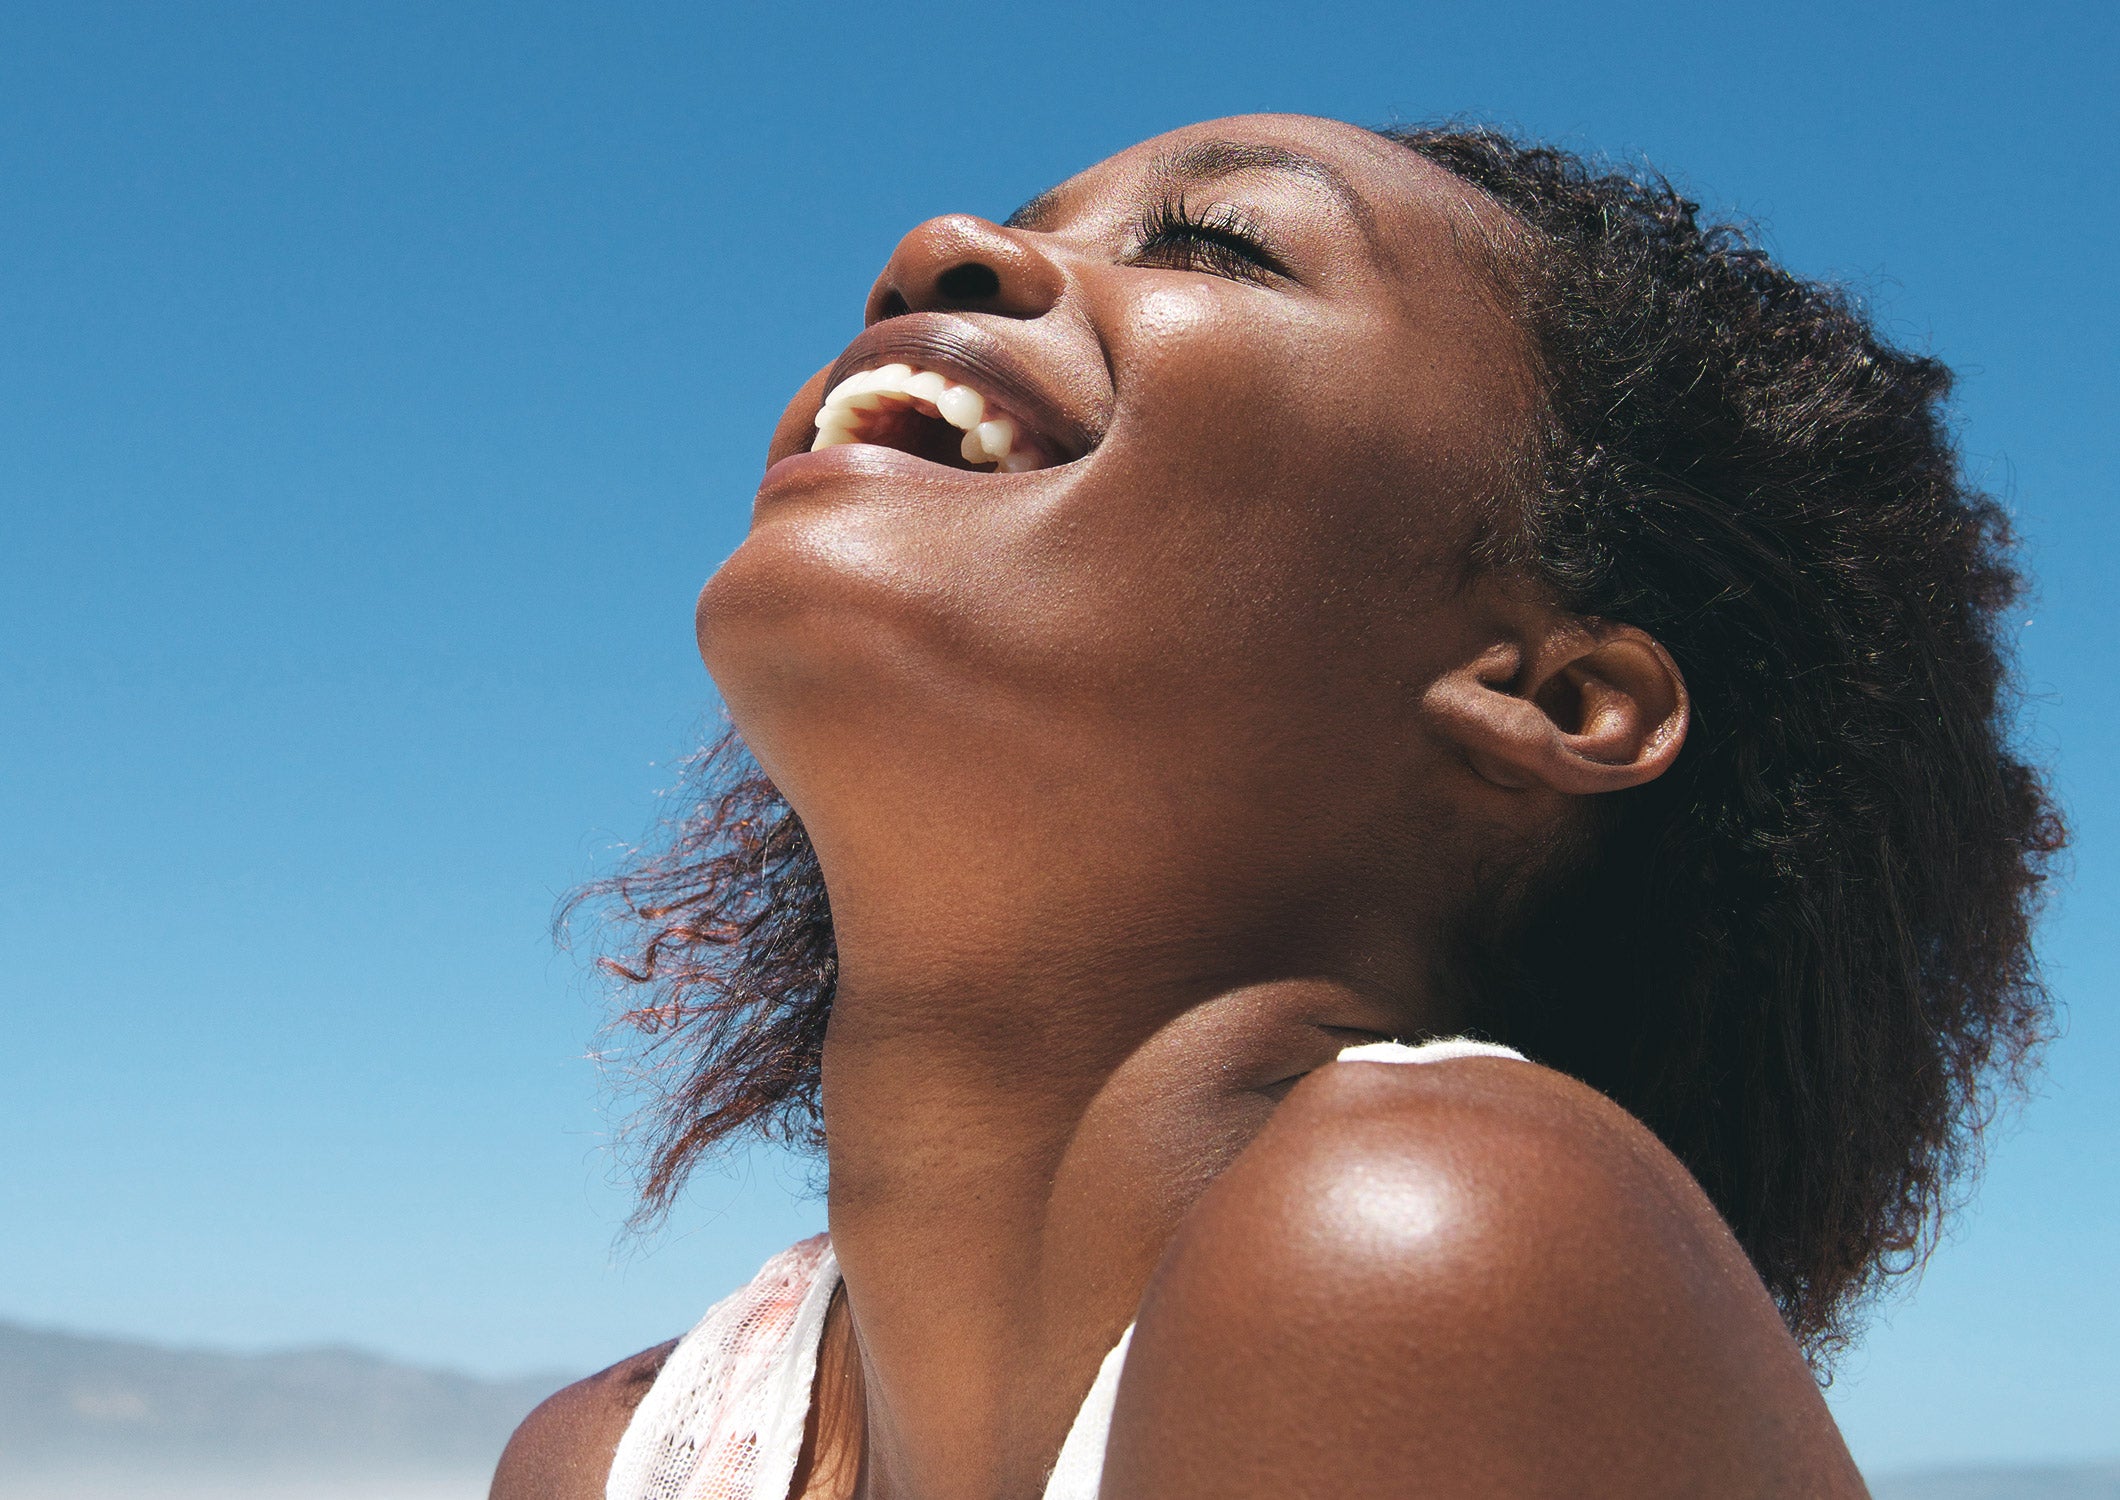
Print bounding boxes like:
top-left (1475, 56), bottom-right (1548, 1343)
top-left (814, 394), bottom-right (1024, 469)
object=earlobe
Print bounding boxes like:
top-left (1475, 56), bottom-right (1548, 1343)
top-left (1424, 623), bottom-right (1689, 799)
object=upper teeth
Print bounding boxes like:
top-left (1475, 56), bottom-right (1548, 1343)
top-left (811, 362), bottom-right (1038, 472)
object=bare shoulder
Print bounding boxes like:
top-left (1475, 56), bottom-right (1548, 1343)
top-left (1101, 1055), bottom-right (1869, 1500)
top-left (488, 1340), bottom-right (677, 1500)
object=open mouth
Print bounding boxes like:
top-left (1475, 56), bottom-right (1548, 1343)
top-left (810, 363), bottom-right (1057, 473)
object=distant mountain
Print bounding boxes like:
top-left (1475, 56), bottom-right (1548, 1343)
top-left (1870, 1462), bottom-right (2120, 1500)
top-left (0, 1318), bottom-right (573, 1500)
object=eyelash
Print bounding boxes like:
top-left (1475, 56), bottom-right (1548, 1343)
top-left (1128, 196), bottom-right (1290, 284)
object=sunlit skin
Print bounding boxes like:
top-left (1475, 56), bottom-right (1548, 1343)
top-left (493, 115), bottom-right (1867, 1500)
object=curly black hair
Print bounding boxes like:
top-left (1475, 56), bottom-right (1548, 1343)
top-left (565, 125), bottom-right (2062, 1365)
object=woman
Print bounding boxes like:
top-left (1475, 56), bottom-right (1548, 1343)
top-left (493, 115), bottom-right (2059, 1499)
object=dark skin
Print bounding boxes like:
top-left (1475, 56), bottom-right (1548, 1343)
top-left (492, 114), bottom-right (1868, 1499)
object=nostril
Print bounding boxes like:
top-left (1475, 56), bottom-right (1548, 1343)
top-left (936, 262), bottom-right (1002, 302)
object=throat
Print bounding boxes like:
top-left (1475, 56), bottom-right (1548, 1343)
top-left (814, 976), bottom-right (1383, 1500)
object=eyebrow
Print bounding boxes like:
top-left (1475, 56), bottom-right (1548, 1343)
top-left (1004, 138), bottom-right (1377, 240)
top-left (1004, 186), bottom-right (1064, 232)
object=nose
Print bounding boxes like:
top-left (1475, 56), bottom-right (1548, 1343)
top-left (865, 213), bottom-right (1065, 325)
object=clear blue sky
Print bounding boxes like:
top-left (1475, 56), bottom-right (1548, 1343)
top-left (3, 0), bottom-right (2113, 1478)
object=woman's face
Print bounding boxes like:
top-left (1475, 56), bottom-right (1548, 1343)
top-left (700, 114), bottom-right (1540, 965)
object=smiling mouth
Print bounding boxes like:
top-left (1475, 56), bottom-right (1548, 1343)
top-left (811, 363), bottom-right (1054, 473)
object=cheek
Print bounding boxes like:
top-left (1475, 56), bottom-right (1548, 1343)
top-left (1054, 287), bottom-right (1490, 698)
top-left (1114, 280), bottom-right (1502, 552)
top-left (1130, 284), bottom-right (1216, 345)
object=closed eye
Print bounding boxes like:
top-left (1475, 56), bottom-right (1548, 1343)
top-left (1126, 195), bottom-right (1292, 286)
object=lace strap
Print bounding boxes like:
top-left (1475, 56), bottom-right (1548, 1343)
top-left (606, 1235), bottom-right (839, 1500)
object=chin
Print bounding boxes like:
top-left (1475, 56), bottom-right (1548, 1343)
top-left (692, 521), bottom-right (1011, 827)
top-left (695, 539), bottom-right (883, 779)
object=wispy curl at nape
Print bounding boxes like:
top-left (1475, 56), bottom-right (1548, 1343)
top-left (558, 728), bottom-right (835, 1224)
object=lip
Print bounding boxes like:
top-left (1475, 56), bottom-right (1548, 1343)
top-left (758, 439), bottom-right (995, 499)
top-left (806, 313), bottom-right (1102, 470)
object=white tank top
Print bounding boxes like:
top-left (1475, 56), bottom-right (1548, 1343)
top-left (606, 1037), bottom-right (1525, 1500)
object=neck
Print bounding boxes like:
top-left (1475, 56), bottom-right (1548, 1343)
top-left (817, 923), bottom-right (1437, 1500)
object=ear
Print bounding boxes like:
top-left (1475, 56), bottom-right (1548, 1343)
top-left (1421, 620), bottom-right (1689, 798)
